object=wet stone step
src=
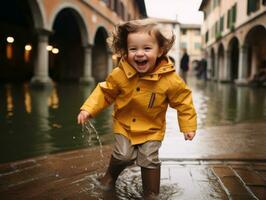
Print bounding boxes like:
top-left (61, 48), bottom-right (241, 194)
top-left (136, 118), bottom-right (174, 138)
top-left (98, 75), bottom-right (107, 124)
top-left (232, 167), bottom-right (266, 186)
top-left (248, 186), bottom-right (266, 200)
top-left (212, 166), bottom-right (255, 198)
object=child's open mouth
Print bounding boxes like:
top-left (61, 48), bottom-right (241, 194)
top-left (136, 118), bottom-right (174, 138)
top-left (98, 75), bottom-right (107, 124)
top-left (135, 60), bottom-right (148, 66)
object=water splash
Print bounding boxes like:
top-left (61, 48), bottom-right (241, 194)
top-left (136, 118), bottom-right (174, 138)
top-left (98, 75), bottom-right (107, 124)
top-left (82, 120), bottom-right (104, 159)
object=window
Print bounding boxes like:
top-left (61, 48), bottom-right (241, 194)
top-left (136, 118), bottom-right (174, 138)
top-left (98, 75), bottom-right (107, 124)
top-left (205, 31), bottom-right (209, 43)
top-left (247, 0), bottom-right (260, 15)
top-left (212, 0), bottom-right (221, 10)
top-left (227, 4), bottom-right (237, 30)
top-left (181, 29), bottom-right (187, 35)
top-left (180, 42), bottom-right (187, 49)
top-left (227, 9), bottom-right (231, 28)
top-left (194, 30), bottom-right (201, 35)
top-left (194, 43), bottom-right (201, 49)
top-left (215, 21), bottom-right (219, 35)
top-left (220, 16), bottom-right (224, 32)
top-left (232, 4), bottom-right (237, 23)
top-left (104, 0), bottom-right (113, 10)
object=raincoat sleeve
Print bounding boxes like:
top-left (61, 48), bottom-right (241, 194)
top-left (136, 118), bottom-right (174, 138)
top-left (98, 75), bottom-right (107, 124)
top-left (80, 71), bottom-right (120, 117)
top-left (166, 74), bottom-right (197, 132)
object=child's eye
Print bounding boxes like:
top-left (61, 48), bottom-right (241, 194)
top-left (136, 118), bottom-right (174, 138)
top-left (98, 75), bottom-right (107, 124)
top-left (128, 48), bottom-right (137, 52)
top-left (144, 47), bottom-right (152, 51)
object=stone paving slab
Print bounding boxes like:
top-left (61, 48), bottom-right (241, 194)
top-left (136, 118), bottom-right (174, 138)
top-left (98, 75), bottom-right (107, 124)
top-left (160, 120), bottom-right (266, 161)
top-left (1, 147), bottom-right (266, 199)
top-left (1, 121), bottom-right (266, 199)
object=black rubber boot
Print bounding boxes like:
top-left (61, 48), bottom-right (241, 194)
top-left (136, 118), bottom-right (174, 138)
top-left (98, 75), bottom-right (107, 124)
top-left (141, 167), bottom-right (161, 200)
top-left (98, 156), bottom-right (133, 190)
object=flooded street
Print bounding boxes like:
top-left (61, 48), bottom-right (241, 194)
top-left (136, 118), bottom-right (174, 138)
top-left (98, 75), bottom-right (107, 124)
top-left (0, 78), bottom-right (266, 163)
top-left (1, 78), bottom-right (266, 199)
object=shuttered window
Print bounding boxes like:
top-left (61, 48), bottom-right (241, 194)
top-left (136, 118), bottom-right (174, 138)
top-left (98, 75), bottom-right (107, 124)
top-left (247, 0), bottom-right (260, 15)
top-left (227, 3), bottom-right (237, 30)
top-left (220, 16), bottom-right (224, 32)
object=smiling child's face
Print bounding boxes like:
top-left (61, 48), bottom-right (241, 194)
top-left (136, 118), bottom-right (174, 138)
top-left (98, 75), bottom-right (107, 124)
top-left (126, 31), bottom-right (163, 74)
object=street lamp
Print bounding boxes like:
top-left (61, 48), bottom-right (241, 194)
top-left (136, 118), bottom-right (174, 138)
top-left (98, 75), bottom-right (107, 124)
top-left (24, 44), bottom-right (32, 63)
top-left (52, 48), bottom-right (59, 54)
top-left (6, 36), bottom-right (14, 59)
top-left (7, 36), bottom-right (14, 43)
top-left (46, 45), bottom-right (53, 51)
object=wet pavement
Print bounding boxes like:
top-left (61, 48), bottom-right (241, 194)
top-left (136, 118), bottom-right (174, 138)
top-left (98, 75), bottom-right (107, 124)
top-left (1, 121), bottom-right (266, 199)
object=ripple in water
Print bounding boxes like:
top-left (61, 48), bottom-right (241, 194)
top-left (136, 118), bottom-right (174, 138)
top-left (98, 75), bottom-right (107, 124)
top-left (84, 166), bottom-right (181, 200)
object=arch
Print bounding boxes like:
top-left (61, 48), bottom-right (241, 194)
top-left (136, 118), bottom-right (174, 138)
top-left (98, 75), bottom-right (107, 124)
top-left (0, 0), bottom-right (41, 81)
top-left (243, 25), bottom-right (266, 79)
top-left (228, 37), bottom-right (239, 81)
top-left (92, 26), bottom-right (109, 81)
top-left (48, 3), bottom-right (89, 46)
top-left (27, 0), bottom-right (45, 29)
top-left (49, 8), bottom-right (89, 81)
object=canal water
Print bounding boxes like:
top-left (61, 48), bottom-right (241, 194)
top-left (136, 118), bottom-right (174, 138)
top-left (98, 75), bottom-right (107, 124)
top-left (0, 78), bottom-right (266, 163)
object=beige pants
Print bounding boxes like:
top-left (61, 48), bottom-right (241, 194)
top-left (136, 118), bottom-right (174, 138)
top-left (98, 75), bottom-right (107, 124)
top-left (112, 134), bottom-right (161, 169)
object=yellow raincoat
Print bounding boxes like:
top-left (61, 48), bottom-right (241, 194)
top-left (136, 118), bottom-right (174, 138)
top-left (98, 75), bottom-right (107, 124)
top-left (81, 57), bottom-right (197, 144)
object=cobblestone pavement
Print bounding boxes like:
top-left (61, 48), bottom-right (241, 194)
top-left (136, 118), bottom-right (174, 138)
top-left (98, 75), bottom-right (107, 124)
top-left (1, 121), bottom-right (266, 199)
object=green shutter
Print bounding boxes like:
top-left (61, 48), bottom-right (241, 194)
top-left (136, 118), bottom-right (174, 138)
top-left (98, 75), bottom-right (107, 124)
top-left (232, 4), bottom-right (237, 23)
top-left (227, 10), bottom-right (230, 28)
top-left (220, 16), bottom-right (224, 32)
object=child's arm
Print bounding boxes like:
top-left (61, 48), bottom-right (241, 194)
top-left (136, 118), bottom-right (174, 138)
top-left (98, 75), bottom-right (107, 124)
top-left (78, 70), bottom-right (120, 123)
top-left (166, 74), bottom-right (197, 137)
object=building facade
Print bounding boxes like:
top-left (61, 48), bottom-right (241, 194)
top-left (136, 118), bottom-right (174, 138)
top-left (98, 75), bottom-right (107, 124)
top-left (199, 0), bottom-right (266, 84)
top-left (0, 0), bottom-right (146, 84)
top-left (180, 24), bottom-right (202, 70)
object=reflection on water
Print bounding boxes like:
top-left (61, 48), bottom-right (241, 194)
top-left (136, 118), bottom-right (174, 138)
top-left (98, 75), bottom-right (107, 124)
top-left (191, 79), bottom-right (266, 128)
top-left (0, 79), bottom-right (266, 163)
top-left (84, 166), bottom-right (181, 200)
top-left (0, 82), bottom-right (113, 163)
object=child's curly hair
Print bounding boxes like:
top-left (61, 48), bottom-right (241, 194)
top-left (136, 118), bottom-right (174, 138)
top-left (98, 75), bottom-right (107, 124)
top-left (107, 18), bottom-right (175, 57)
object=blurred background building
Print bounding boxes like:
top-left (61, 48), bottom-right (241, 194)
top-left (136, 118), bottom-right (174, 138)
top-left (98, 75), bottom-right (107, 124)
top-left (199, 0), bottom-right (266, 85)
top-left (0, 0), bottom-right (146, 84)
top-left (149, 18), bottom-right (180, 71)
top-left (180, 24), bottom-right (202, 70)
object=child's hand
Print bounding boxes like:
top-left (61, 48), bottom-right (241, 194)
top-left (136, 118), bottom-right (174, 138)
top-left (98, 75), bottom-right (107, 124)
top-left (183, 131), bottom-right (196, 141)
top-left (77, 110), bottom-right (91, 125)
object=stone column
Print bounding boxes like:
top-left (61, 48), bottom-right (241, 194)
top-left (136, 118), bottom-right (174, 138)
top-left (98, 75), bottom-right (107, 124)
top-left (80, 44), bottom-right (94, 83)
top-left (223, 50), bottom-right (231, 82)
top-left (31, 29), bottom-right (52, 87)
top-left (236, 45), bottom-right (248, 85)
top-left (251, 45), bottom-right (258, 79)
top-left (214, 52), bottom-right (219, 81)
top-left (107, 49), bottom-right (114, 74)
top-left (218, 54), bottom-right (224, 81)
top-left (207, 49), bottom-right (212, 80)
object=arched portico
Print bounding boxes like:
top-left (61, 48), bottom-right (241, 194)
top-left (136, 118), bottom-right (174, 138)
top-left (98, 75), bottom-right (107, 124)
top-left (244, 25), bottom-right (266, 81)
top-left (210, 48), bottom-right (216, 80)
top-left (0, 0), bottom-right (44, 82)
top-left (228, 37), bottom-right (239, 82)
top-left (49, 8), bottom-right (90, 82)
top-left (92, 27), bottom-right (109, 81)
top-left (217, 44), bottom-right (225, 81)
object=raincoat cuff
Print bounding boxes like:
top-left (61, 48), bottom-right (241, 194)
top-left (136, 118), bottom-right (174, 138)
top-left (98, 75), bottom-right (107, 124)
top-left (180, 125), bottom-right (197, 133)
top-left (80, 105), bottom-right (97, 117)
